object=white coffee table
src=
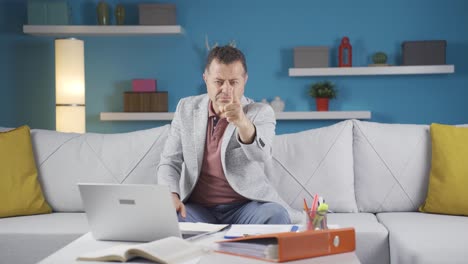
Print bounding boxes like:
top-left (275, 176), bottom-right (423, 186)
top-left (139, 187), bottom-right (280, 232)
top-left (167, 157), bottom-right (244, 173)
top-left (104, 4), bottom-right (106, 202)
top-left (39, 232), bottom-right (361, 264)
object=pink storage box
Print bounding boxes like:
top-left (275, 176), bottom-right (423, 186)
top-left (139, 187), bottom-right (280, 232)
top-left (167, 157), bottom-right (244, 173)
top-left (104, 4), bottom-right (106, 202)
top-left (132, 79), bottom-right (157, 92)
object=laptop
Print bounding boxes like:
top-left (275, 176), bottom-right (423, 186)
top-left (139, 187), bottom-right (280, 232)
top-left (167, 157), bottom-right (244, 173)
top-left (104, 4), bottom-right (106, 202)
top-left (78, 183), bottom-right (182, 242)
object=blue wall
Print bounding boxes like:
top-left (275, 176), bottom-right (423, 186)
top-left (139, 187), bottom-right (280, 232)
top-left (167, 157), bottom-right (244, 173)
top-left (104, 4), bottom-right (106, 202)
top-left (1, 0), bottom-right (467, 134)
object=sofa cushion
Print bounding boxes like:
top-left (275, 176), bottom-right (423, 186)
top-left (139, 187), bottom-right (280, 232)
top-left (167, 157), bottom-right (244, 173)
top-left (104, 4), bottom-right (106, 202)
top-left (353, 120), bottom-right (431, 213)
top-left (377, 212), bottom-right (468, 264)
top-left (328, 213), bottom-right (390, 264)
top-left (32, 125), bottom-right (170, 212)
top-left (0, 213), bottom-right (88, 264)
top-left (265, 120), bottom-right (358, 213)
top-left (420, 123), bottom-right (468, 216)
top-left (0, 126), bottom-right (52, 218)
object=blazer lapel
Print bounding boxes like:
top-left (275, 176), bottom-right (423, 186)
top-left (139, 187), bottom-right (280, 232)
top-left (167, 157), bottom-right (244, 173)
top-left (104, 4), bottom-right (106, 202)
top-left (193, 96), bottom-right (209, 175)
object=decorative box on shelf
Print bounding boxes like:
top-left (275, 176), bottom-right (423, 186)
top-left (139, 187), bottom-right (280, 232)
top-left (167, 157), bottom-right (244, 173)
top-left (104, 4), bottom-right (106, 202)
top-left (294, 46), bottom-right (329, 68)
top-left (402, 40), bottom-right (446, 66)
top-left (132, 79), bottom-right (157, 92)
top-left (27, 0), bottom-right (70, 25)
top-left (138, 4), bottom-right (177, 25)
top-left (124, 92), bottom-right (168, 112)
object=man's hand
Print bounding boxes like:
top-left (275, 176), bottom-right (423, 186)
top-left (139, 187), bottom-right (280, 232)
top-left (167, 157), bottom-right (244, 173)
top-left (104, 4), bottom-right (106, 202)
top-left (219, 88), bottom-right (246, 127)
top-left (219, 89), bottom-right (256, 143)
top-left (171, 193), bottom-right (186, 218)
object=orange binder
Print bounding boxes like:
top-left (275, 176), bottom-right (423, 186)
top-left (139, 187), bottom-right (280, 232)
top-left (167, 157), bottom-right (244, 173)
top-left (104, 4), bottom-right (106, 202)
top-left (216, 227), bottom-right (355, 262)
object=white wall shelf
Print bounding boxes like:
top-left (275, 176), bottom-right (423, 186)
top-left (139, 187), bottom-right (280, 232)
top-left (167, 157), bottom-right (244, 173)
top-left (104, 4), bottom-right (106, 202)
top-left (289, 65), bottom-right (455, 76)
top-left (23, 25), bottom-right (183, 36)
top-left (100, 111), bottom-right (371, 121)
top-left (274, 111), bottom-right (371, 120)
top-left (101, 112), bottom-right (175, 121)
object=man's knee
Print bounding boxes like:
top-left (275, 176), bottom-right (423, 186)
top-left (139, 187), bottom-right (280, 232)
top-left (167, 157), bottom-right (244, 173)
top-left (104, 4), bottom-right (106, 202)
top-left (181, 203), bottom-right (217, 223)
top-left (259, 203), bottom-right (291, 224)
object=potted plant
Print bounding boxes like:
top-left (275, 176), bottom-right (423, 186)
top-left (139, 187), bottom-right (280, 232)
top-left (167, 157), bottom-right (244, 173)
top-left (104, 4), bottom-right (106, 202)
top-left (309, 81), bottom-right (337, 111)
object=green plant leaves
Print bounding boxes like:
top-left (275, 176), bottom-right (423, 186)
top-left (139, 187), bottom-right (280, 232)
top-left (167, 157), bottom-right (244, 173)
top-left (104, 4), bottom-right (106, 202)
top-left (309, 81), bottom-right (337, 99)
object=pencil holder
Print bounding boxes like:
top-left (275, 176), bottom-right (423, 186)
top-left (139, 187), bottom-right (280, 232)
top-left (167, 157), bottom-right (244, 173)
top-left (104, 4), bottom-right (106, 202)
top-left (306, 210), bottom-right (328, 230)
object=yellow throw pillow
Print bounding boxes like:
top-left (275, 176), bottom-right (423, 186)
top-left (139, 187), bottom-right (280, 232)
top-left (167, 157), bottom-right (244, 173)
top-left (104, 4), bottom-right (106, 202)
top-left (0, 125), bottom-right (51, 218)
top-left (420, 123), bottom-right (468, 216)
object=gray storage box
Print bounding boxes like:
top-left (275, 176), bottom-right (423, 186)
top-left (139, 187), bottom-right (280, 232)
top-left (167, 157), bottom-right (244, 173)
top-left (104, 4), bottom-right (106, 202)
top-left (27, 0), bottom-right (70, 25)
top-left (139, 4), bottom-right (176, 25)
top-left (402, 40), bottom-right (446, 65)
top-left (294, 47), bottom-right (329, 68)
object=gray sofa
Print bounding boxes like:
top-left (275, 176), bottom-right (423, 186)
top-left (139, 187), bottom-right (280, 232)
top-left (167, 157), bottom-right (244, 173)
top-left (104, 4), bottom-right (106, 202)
top-left (1, 120), bottom-right (467, 264)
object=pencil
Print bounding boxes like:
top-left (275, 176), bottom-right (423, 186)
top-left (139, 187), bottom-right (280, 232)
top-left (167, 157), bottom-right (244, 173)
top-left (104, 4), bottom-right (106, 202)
top-left (303, 198), bottom-right (309, 212)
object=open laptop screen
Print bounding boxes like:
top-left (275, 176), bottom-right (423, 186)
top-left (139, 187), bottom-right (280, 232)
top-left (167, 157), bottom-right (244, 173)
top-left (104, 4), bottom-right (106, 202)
top-left (78, 183), bottom-right (181, 242)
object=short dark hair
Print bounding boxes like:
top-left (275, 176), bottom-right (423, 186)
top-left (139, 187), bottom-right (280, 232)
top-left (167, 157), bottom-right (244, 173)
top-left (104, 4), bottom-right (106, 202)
top-left (205, 45), bottom-right (247, 74)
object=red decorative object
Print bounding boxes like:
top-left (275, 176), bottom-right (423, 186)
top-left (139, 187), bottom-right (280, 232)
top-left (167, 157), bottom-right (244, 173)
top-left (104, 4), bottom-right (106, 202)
top-left (132, 79), bottom-right (157, 92)
top-left (316, 98), bottom-right (329, 111)
top-left (338, 37), bottom-right (352, 67)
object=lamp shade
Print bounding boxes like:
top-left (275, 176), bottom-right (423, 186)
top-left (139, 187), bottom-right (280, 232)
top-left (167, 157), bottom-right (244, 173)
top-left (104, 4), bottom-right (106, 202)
top-left (55, 38), bottom-right (85, 133)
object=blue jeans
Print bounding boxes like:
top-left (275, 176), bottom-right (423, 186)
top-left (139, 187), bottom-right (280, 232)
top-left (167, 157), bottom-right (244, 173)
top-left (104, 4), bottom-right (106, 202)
top-left (178, 200), bottom-right (291, 224)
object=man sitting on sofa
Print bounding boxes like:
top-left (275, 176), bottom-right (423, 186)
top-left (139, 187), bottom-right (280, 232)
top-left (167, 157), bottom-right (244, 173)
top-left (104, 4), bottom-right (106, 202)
top-left (157, 45), bottom-right (292, 224)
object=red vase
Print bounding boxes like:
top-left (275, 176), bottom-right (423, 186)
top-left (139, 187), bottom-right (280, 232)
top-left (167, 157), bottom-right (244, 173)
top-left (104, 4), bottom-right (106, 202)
top-left (316, 98), bottom-right (329, 111)
top-left (338, 37), bottom-right (352, 67)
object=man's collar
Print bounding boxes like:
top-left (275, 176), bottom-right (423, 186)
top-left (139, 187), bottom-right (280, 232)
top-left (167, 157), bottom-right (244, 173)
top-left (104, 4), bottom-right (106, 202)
top-left (208, 100), bottom-right (217, 118)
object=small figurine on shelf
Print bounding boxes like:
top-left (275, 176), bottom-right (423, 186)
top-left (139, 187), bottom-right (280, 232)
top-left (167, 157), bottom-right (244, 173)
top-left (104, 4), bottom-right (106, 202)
top-left (261, 98), bottom-right (269, 105)
top-left (115, 3), bottom-right (125, 25)
top-left (97, 1), bottom-right (109, 25)
top-left (369, 52), bottom-right (389, 66)
top-left (338, 37), bottom-right (352, 67)
top-left (270, 96), bottom-right (285, 112)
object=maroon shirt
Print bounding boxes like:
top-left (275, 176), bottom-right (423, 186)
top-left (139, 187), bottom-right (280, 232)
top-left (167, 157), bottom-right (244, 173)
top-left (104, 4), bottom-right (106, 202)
top-left (189, 102), bottom-right (248, 207)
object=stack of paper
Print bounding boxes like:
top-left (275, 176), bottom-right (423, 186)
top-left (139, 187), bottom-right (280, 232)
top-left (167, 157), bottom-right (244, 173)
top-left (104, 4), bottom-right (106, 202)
top-left (179, 222), bottom-right (229, 235)
top-left (223, 224), bottom-right (300, 239)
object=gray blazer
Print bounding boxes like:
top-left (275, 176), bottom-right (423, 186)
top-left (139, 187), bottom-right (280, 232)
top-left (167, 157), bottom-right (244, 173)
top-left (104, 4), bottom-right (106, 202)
top-left (157, 94), bottom-right (303, 223)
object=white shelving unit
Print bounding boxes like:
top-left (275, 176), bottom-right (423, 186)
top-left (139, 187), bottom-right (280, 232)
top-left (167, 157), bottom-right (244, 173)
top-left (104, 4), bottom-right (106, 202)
top-left (101, 112), bottom-right (175, 121)
top-left (274, 111), bottom-right (371, 120)
top-left (100, 111), bottom-right (371, 121)
top-left (289, 65), bottom-right (455, 77)
top-left (23, 25), bottom-right (183, 36)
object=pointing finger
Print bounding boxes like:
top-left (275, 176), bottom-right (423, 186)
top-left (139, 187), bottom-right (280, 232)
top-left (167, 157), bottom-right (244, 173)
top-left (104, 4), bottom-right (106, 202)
top-left (230, 87), bottom-right (239, 104)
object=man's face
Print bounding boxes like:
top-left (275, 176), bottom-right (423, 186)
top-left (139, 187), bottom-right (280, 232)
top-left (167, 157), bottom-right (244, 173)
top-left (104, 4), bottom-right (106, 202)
top-left (203, 59), bottom-right (248, 115)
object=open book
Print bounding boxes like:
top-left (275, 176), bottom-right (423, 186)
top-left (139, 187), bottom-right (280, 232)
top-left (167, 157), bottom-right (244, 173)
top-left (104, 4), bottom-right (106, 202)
top-left (77, 236), bottom-right (209, 263)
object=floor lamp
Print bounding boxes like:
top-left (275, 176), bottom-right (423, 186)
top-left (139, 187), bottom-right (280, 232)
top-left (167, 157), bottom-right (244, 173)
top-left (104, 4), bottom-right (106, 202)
top-left (55, 38), bottom-right (85, 133)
